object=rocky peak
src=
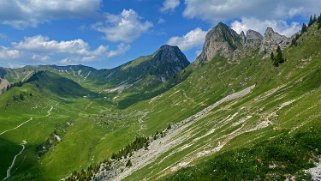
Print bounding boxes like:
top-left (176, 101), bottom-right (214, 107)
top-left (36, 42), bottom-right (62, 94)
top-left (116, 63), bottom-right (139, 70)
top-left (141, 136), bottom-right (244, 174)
top-left (153, 45), bottom-right (189, 66)
top-left (265, 27), bottom-right (274, 35)
top-left (198, 22), bottom-right (242, 62)
top-left (117, 45), bottom-right (189, 83)
top-left (240, 31), bottom-right (246, 44)
top-left (246, 30), bottom-right (263, 42)
top-left (196, 23), bottom-right (292, 64)
top-left (260, 27), bottom-right (291, 54)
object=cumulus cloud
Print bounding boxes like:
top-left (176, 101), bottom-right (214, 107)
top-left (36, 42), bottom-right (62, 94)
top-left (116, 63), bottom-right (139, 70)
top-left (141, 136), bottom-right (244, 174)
top-left (231, 18), bottom-right (301, 37)
top-left (92, 9), bottom-right (153, 43)
top-left (161, 0), bottom-right (180, 12)
top-left (182, 0), bottom-right (321, 36)
top-left (0, 35), bottom-right (128, 66)
top-left (0, 46), bottom-right (20, 59)
top-left (167, 27), bottom-right (207, 51)
top-left (0, 0), bottom-right (101, 28)
top-left (183, 0), bottom-right (321, 23)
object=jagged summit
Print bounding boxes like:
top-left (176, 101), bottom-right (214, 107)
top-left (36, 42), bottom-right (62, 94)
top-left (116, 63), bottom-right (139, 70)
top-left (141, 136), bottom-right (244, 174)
top-left (260, 27), bottom-right (291, 54)
top-left (198, 22), bottom-right (242, 63)
top-left (153, 45), bottom-right (189, 65)
top-left (246, 30), bottom-right (263, 41)
top-left (197, 22), bottom-right (291, 63)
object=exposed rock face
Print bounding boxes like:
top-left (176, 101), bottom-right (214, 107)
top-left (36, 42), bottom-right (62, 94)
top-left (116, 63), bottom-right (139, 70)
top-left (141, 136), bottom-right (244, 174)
top-left (197, 23), bottom-right (291, 63)
top-left (240, 31), bottom-right (246, 44)
top-left (232, 29), bottom-right (263, 59)
top-left (198, 22), bottom-right (242, 62)
top-left (260, 27), bottom-right (291, 54)
top-left (104, 45), bottom-right (190, 87)
top-left (246, 29), bottom-right (263, 47)
top-left (151, 45), bottom-right (190, 80)
top-left (0, 78), bottom-right (9, 94)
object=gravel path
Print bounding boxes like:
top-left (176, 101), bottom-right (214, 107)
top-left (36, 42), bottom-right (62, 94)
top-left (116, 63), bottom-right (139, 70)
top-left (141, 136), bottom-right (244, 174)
top-left (3, 140), bottom-right (27, 181)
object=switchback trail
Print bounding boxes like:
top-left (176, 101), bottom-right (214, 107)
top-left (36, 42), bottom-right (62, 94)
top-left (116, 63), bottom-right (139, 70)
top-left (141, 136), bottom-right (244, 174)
top-left (0, 118), bottom-right (33, 136)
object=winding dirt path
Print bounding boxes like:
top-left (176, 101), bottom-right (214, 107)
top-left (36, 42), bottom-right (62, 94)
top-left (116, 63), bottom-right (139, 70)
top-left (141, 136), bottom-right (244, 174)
top-left (0, 118), bottom-right (33, 136)
top-left (2, 140), bottom-right (27, 181)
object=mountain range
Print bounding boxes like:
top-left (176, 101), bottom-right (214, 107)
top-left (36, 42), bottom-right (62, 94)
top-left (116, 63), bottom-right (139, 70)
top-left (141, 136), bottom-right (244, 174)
top-left (1, 17), bottom-right (321, 181)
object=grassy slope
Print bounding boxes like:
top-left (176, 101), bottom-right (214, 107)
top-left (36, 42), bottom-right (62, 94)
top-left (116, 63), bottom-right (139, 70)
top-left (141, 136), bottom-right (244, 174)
top-left (124, 23), bottom-right (321, 180)
top-left (0, 72), bottom-right (140, 180)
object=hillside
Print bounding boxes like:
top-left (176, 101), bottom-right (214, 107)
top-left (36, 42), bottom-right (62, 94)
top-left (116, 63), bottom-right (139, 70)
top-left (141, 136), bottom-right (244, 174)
top-left (84, 21), bottom-right (321, 180)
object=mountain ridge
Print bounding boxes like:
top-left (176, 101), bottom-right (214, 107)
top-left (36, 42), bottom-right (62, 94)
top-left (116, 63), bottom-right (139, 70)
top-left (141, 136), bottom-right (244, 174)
top-left (197, 22), bottom-right (292, 64)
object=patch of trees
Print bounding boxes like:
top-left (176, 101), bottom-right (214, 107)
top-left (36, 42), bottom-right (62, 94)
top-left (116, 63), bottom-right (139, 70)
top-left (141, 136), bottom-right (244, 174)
top-left (12, 92), bottom-right (32, 102)
top-left (66, 125), bottom-right (173, 181)
top-left (318, 13), bottom-right (321, 29)
top-left (291, 14), bottom-right (321, 47)
top-left (270, 46), bottom-right (286, 67)
top-left (111, 136), bottom-right (150, 160)
top-left (6, 81), bottom-right (23, 91)
top-left (66, 165), bottom-right (100, 181)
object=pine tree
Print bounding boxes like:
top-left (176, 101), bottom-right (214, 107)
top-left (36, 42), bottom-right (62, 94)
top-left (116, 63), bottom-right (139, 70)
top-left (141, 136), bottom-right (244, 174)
top-left (308, 15), bottom-right (314, 26)
top-left (126, 159), bottom-right (132, 167)
top-left (270, 52), bottom-right (275, 61)
top-left (318, 13), bottom-right (321, 29)
top-left (302, 23), bottom-right (308, 33)
top-left (276, 46), bottom-right (285, 64)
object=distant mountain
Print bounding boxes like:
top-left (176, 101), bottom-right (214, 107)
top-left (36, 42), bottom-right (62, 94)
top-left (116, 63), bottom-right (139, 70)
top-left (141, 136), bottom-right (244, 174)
top-left (103, 45), bottom-right (189, 92)
top-left (1, 45), bottom-right (189, 94)
top-left (25, 71), bottom-right (93, 98)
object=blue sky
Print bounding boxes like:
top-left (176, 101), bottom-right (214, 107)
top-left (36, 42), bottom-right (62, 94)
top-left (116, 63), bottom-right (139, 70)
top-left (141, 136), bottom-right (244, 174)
top-left (0, 0), bottom-right (320, 69)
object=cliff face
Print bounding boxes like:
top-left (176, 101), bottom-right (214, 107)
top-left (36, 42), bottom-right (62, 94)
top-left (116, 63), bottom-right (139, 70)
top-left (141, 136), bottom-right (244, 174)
top-left (197, 23), bottom-right (291, 63)
top-left (198, 22), bottom-right (243, 63)
top-left (260, 27), bottom-right (291, 54)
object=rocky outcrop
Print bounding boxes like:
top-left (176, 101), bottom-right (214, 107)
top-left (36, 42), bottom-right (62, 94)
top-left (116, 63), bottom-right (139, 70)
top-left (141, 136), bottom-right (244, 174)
top-left (260, 27), bottom-right (291, 54)
top-left (0, 78), bottom-right (9, 94)
top-left (197, 23), bottom-right (291, 63)
top-left (232, 29), bottom-right (263, 60)
top-left (198, 22), bottom-right (243, 63)
top-left (151, 45), bottom-right (190, 80)
top-left (245, 29), bottom-right (263, 48)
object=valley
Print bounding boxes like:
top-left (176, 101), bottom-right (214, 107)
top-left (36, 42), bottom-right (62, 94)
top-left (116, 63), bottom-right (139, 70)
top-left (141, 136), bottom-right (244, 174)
top-left (1, 12), bottom-right (321, 181)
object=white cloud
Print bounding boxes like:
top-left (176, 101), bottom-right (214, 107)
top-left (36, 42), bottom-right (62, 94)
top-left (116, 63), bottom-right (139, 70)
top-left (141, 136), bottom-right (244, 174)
top-left (231, 18), bottom-right (301, 37)
top-left (31, 54), bottom-right (50, 62)
top-left (183, 0), bottom-right (321, 23)
top-left (167, 27), bottom-right (207, 51)
top-left (161, 0), bottom-right (180, 12)
top-left (92, 9), bottom-right (153, 43)
top-left (14, 35), bottom-right (94, 55)
top-left (106, 43), bottom-right (130, 57)
top-left (0, 0), bottom-right (101, 28)
top-left (0, 46), bottom-right (20, 59)
top-left (0, 35), bottom-right (128, 66)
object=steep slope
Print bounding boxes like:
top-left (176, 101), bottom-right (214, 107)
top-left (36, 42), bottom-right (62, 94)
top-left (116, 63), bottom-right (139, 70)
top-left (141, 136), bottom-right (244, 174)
top-left (77, 21), bottom-right (321, 181)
